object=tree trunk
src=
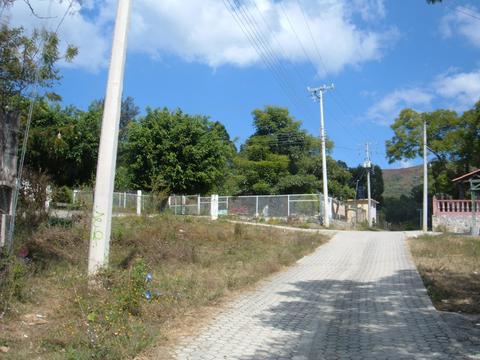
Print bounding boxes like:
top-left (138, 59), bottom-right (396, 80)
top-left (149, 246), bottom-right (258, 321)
top-left (0, 108), bottom-right (19, 215)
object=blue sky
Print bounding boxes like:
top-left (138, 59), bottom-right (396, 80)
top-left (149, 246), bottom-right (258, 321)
top-left (6, 0), bottom-right (480, 169)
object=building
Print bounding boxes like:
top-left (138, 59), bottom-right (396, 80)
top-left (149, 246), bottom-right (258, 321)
top-left (345, 199), bottom-right (378, 225)
top-left (432, 169), bottom-right (480, 234)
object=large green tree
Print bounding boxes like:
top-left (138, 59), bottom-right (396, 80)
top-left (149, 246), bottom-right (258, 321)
top-left (385, 104), bottom-right (480, 196)
top-left (124, 108), bottom-right (235, 194)
top-left (25, 99), bottom-right (101, 186)
top-left (0, 23), bottom-right (76, 216)
top-left (236, 106), bottom-right (354, 198)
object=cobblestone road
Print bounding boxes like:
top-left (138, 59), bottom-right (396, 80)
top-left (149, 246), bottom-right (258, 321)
top-left (173, 231), bottom-right (478, 359)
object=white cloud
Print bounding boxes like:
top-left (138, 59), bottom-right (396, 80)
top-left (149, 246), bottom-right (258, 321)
top-left (399, 159), bottom-right (413, 169)
top-left (440, 5), bottom-right (480, 48)
top-left (433, 69), bottom-right (480, 109)
top-left (6, 1), bottom-right (110, 72)
top-left (366, 68), bottom-right (480, 125)
top-left (5, 0), bottom-right (396, 73)
top-left (367, 88), bottom-right (433, 125)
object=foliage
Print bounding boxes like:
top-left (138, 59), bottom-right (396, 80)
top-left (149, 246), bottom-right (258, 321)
top-left (16, 168), bottom-right (51, 231)
top-left (0, 215), bottom-right (328, 358)
top-left (386, 102), bottom-right (480, 197)
top-left (236, 106), bottom-right (354, 198)
top-left (0, 24), bottom-right (77, 111)
top-left (25, 99), bottom-right (100, 186)
top-left (51, 185), bottom-right (72, 204)
top-left (350, 165), bottom-right (384, 204)
top-left (0, 255), bottom-right (29, 315)
top-left (124, 108), bottom-right (236, 194)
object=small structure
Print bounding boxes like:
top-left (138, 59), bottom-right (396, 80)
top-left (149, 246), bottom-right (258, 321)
top-left (432, 169), bottom-right (480, 234)
top-left (345, 199), bottom-right (378, 225)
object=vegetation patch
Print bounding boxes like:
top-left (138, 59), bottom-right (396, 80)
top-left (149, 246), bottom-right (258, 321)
top-left (409, 234), bottom-right (480, 314)
top-left (0, 215), bottom-right (327, 359)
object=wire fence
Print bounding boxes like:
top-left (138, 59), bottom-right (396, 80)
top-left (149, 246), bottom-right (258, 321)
top-left (72, 190), bottom-right (162, 214)
top-left (168, 193), bottom-right (367, 223)
top-left (64, 190), bottom-right (368, 225)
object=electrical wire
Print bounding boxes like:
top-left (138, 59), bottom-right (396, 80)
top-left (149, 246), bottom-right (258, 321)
top-left (283, 0), bottom-right (371, 143)
top-left (224, 0), bottom-right (311, 119)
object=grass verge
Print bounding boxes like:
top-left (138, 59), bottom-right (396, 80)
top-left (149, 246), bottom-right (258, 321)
top-left (409, 234), bottom-right (480, 314)
top-left (0, 215), bottom-right (328, 359)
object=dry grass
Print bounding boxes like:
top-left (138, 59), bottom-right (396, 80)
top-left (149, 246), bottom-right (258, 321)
top-left (409, 234), bottom-right (480, 314)
top-left (0, 215), bottom-right (328, 359)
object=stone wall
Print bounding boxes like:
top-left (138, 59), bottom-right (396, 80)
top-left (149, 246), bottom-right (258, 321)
top-left (433, 214), bottom-right (480, 234)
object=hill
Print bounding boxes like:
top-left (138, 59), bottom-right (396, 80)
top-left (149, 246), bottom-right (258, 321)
top-left (382, 165), bottom-right (422, 198)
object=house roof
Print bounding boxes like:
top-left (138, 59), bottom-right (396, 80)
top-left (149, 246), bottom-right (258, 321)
top-left (452, 168), bottom-right (480, 183)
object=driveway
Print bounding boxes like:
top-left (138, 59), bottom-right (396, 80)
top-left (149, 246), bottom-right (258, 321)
top-left (173, 231), bottom-right (475, 359)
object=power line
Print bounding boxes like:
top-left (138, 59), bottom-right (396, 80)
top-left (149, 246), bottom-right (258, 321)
top-left (246, 0), bottom-right (310, 89)
top-left (224, 0), bottom-right (311, 119)
top-left (281, 1), bottom-right (373, 143)
top-left (295, 0), bottom-right (329, 77)
top-left (452, 5), bottom-right (480, 22)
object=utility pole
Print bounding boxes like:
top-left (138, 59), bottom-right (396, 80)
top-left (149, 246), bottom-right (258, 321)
top-left (88, 0), bottom-right (131, 275)
top-left (308, 84), bottom-right (334, 228)
top-left (423, 118), bottom-right (428, 233)
top-left (364, 143), bottom-right (372, 227)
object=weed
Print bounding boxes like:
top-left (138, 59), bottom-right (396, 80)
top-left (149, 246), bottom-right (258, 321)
top-left (0, 215), bottom-right (328, 358)
top-left (409, 234), bottom-right (480, 314)
top-left (0, 254), bottom-right (29, 316)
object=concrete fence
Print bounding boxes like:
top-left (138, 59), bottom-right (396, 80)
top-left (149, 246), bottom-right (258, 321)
top-left (432, 197), bottom-right (480, 234)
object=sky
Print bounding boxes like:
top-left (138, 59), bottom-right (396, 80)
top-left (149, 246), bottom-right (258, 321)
top-left (4, 0), bottom-right (480, 169)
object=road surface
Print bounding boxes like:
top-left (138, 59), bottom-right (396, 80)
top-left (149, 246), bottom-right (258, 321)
top-left (173, 231), bottom-right (477, 359)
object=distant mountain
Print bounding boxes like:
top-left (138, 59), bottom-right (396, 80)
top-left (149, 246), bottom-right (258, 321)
top-left (382, 165), bottom-right (422, 199)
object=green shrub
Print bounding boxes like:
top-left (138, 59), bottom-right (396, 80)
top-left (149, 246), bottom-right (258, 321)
top-left (52, 186), bottom-right (73, 204)
top-left (0, 255), bottom-right (29, 314)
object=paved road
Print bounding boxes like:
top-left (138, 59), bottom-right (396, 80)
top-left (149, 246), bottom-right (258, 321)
top-left (173, 231), bottom-right (477, 359)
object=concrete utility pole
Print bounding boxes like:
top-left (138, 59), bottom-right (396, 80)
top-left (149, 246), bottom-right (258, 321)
top-left (364, 143), bottom-right (372, 227)
top-left (308, 84), bottom-right (334, 228)
top-left (423, 119), bottom-right (428, 233)
top-left (88, 0), bottom-right (131, 275)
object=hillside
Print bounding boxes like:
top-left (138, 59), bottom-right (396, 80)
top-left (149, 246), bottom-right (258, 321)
top-left (382, 165), bottom-right (422, 198)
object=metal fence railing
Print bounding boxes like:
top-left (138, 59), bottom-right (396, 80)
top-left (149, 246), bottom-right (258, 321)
top-left (67, 190), bottom-right (368, 224)
top-left (72, 190), bottom-right (162, 215)
top-left (167, 193), bottom-right (367, 223)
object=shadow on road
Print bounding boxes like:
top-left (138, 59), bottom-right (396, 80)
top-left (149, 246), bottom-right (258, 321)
top-left (243, 269), bottom-right (472, 360)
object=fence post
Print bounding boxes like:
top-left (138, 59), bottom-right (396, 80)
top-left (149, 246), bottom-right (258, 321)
top-left (255, 196), bottom-right (259, 218)
top-left (226, 196), bottom-right (229, 215)
top-left (136, 190), bottom-right (142, 215)
top-left (287, 195), bottom-right (290, 217)
top-left (197, 195), bottom-right (201, 215)
top-left (73, 189), bottom-right (78, 204)
top-left (124, 192), bottom-right (127, 208)
top-left (45, 185), bottom-right (52, 212)
top-left (210, 195), bottom-right (218, 220)
top-left (181, 195), bottom-right (186, 215)
top-left (211, 194), bottom-right (219, 220)
top-left (0, 215), bottom-right (6, 248)
top-left (174, 196), bottom-right (177, 215)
